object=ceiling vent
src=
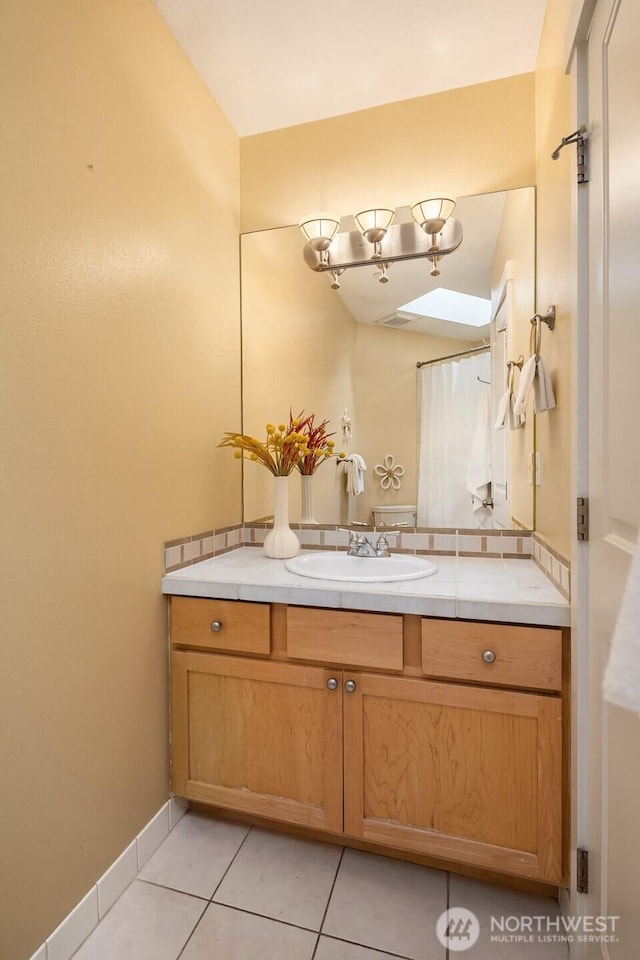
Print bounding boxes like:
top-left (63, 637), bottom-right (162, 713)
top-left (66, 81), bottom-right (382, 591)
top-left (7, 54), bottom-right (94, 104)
top-left (376, 312), bottom-right (417, 329)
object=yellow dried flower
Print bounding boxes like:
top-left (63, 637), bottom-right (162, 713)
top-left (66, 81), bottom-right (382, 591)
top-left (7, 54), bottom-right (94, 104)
top-left (233, 450), bottom-right (243, 459)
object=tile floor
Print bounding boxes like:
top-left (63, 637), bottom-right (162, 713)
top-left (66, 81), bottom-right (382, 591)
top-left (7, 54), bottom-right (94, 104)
top-left (71, 812), bottom-right (569, 960)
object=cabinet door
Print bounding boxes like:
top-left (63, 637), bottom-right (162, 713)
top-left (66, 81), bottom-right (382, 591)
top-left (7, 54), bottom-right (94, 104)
top-left (343, 673), bottom-right (562, 883)
top-left (172, 651), bottom-right (343, 832)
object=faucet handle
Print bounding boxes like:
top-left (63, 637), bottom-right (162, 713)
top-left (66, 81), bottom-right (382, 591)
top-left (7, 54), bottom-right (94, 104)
top-left (338, 527), bottom-right (359, 543)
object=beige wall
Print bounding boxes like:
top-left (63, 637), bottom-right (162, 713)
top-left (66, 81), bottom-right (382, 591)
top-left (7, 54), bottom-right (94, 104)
top-left (240, 74), bottom-right (536, 233)
top-left (534, 0), bottom-right (574, 558)
top-left (0, 2), bottom-right (240, 958)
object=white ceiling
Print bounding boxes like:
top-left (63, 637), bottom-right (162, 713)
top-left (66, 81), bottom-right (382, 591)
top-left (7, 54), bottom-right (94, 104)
top-left (153, 0), bottom-right (547, 136)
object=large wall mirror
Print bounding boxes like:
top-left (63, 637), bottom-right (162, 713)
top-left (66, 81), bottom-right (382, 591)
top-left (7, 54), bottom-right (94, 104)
top-left (241, 187), bottom-right (535, 530)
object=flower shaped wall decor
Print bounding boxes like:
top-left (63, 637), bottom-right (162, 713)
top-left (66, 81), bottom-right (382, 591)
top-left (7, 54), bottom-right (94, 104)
top-left (374, 454), bottom-right (405, 490)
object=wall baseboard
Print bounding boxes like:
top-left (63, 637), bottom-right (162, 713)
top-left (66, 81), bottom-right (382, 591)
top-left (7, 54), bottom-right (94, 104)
top-left (29, 797), bottom-right (188, 960)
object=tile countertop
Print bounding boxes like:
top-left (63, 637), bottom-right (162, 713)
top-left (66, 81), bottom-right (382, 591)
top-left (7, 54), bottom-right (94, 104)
top-left (161, 547), bottom-right (570, 627)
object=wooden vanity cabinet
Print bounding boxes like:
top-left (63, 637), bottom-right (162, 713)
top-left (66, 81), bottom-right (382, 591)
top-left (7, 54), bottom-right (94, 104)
top-left (171, 651), bottom-right (343, 832)
top-left (343, 671), bottom-right (562, 883)
top-left (169, 597), bottom-right (565, 886)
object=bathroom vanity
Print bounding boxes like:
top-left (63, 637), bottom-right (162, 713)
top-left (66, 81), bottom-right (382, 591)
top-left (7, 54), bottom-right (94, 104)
top-left (163, 549), bottom-right (569, 888)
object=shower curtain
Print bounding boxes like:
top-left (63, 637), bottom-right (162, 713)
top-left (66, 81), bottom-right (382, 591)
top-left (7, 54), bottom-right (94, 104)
top-left (417, 351), bottom-right (491, 528)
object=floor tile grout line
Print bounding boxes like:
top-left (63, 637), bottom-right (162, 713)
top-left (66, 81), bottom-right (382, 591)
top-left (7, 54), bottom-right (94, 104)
top-left (206, 899), bottom-right (322, 936)
top-left (314, 932), bottom-right (425, 960)
top-left (311, 845), bottom-right (346, 959)
top-left (174, 897), bottom-right (210, 960)
top-left (207, 821), bottom-right (254, 903)
top-left (136, 877), bottom-right (210, 901)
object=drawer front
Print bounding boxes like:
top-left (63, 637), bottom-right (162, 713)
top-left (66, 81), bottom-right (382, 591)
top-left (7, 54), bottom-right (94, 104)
top-left (287, 607), bottom-right (403, 671)
top-left (421, 619), bottom-right (562, 692)
top-left (170, 597), bottom-right (270, 655)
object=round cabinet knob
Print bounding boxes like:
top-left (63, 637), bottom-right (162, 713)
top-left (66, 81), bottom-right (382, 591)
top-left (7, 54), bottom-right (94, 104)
top-left (327, 678), bottom-right (339, 691)
top-left (210, 620), bottom-right (223, 633)
top-left (482, 649), bottom-right (496, 664)
top-left (344, 679), bottom-right (357, 693)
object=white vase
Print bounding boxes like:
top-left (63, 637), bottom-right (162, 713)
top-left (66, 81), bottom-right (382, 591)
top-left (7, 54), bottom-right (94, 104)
top-left (263, 475), bottom-right (300, 559)
top-left (300, 474), bottom-right (317, 524)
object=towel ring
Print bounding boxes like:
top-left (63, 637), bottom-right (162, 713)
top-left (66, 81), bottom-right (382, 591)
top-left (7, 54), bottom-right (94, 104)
top-left (507, 355), bottom-right (524, 371)
top-left (530, 306), bottom-right (556, 358)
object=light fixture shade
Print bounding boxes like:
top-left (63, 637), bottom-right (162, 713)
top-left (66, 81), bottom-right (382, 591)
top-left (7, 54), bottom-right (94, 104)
top-left (299, 213), bottom-right (341, 252)
top-left (410, 198), bottom-right (456, 235)
top-left (353, 207), bottom-right (395, 244)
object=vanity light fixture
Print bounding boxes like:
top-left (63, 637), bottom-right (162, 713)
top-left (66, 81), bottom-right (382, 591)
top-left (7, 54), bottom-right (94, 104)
top-left (298, 213), bottom-right (341, 262)
top-left (300, 197), bottom-right (462, 287)
top-left (353, 207), bottom-right (395, 259)
top-left (410, 197), bottom-right (456, 277)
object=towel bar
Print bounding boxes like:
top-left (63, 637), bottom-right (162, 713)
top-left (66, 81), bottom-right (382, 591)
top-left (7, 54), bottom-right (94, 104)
top-left (530, 306), bottom-right (556, 357)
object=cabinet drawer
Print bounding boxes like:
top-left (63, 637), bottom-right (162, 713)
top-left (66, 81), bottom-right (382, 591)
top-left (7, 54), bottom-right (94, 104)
top-left (287, 607), bottom-right (403, 671)
top-left (421, 619), bottom-right (562, 692)
top-left (170, 597), bottom-right (270, 655)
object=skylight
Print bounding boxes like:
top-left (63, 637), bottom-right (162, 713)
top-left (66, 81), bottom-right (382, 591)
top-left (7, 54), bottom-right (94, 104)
top-left (399, 287), bottom-right (491, 327)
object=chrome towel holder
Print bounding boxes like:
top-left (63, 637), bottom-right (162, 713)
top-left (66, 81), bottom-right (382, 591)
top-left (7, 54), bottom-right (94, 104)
top-left (530, 305), bottom-right (556, 357)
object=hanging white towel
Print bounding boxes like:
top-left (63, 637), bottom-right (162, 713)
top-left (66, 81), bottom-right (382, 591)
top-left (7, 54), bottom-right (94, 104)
top-left (534, 357), bottom-right (556, 412)
top-left (513, 354), bottom-right (556, 417)
top-left (513, 355), bottom-right (536, 417)
top-left (466, 385), bottom-right (492, 523)
top-left (495, 366), bottom-right (515, 431)
top-left (337, 454), bottom-right (367, 495)
top-left (603, 530), bottom-right (640, 713)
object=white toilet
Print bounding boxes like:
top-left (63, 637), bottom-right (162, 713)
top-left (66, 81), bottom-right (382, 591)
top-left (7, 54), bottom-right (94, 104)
top-left (371, 504), bottom-right (417, 526)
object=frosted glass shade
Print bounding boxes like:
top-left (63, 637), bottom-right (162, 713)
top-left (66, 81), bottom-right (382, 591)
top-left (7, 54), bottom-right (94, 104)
top-left (299, 214), bottom-right (341, 252)
top-left (353, 207), bottom-right (395, 243)
top-left (410, 198), bottom-right (456, 235)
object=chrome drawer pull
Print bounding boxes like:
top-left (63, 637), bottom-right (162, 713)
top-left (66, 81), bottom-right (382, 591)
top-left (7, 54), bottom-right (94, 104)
top-left (210, 620), bottom-right (223, 633)
top-left (482, 650), bottom-right (496, 664)
top-left (344, 679), bottom-right (357, 693)
top-left (327, 678), bottom-right (339, 691)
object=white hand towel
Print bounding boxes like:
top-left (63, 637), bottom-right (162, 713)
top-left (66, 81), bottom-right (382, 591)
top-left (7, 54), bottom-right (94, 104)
top-left (513, 355), bottom-right (536, 418)
top-left (513, 354), bottom-right (556, 416)
top-left (466, 386), bottom-right (492, 519)
top-left (338, 455), bottom-right (367, 496)
top-left (350, 454), bottom-right (367, 495)
top-left (494, 389), bottom-right (511, 431)
top-left (603, 530), bottom-right (640, 713)
top-left (534, 356), bottom-right (556, 412)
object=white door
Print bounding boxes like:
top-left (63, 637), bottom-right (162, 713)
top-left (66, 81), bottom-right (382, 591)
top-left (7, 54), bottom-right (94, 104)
top-left (576, 0), bottom-right (640, 954)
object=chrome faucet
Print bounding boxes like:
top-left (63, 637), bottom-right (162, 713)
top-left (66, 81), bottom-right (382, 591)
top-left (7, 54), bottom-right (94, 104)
top-left (340, 529), bottom-right (398, 558)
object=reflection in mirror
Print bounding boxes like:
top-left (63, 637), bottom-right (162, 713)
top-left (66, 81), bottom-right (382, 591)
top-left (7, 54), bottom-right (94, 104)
top-left (241, 188), bottom-right (535, 530)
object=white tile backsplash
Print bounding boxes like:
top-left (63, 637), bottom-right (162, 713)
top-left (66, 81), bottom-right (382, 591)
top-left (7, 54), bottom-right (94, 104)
top-left (182, 540), bottom-right (201, 563)
top-left (201, 536), bottom-right (214, 556)
top-left (164, 545), bottom-right (182, 569)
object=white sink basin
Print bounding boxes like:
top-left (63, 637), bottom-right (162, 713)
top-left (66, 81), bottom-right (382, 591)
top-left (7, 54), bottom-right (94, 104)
top-left (285, 552), bottom-right (437, 583)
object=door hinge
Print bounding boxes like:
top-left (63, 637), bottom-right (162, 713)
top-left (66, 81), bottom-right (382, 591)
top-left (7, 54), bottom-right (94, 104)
top-left (577, 848), bottom-right (589, 894)
top-left (577, 497), bottom-right (589, 541)
top-left (551, 125), bottom-right (589, 184)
